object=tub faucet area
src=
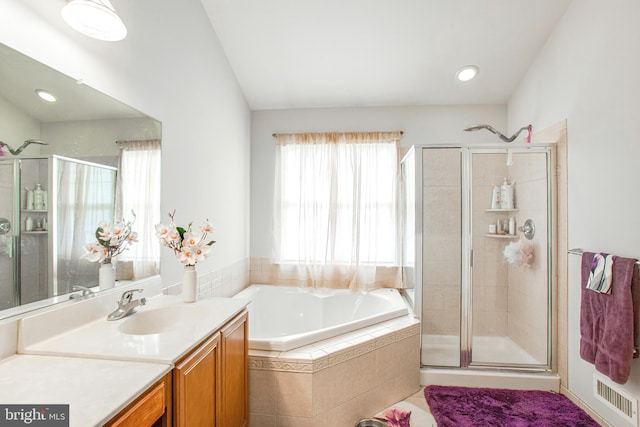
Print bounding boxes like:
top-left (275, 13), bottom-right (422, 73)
top-left (107, 289), bottom-right (146, 321)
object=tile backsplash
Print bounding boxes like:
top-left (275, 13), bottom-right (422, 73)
top-left (164, 257), bottom-right (250, 298)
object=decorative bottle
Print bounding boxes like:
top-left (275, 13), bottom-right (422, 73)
top-left (491, 184), bottom-right (501, 209)
top-left (25, 187), bottom-right (34, 210)
top-left (33, 184), bottom-right (45, 210)
top-left (500, 178), bottom-right (514, 209)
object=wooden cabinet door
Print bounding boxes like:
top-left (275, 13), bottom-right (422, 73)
top-left (220, 311), bottom-right (248, 427)
top-left (173, 333), bottom-right (221, 427)
top-left (105, 375), bottom-right (170, 427)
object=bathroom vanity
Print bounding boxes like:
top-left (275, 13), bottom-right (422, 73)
top-left (107, 310), bottom-right (248, 427)
top-left (172, 310), bottom-right (248, 427)
top-left (3, 284), bottom-right (249, 427)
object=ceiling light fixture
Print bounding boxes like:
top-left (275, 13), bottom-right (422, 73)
top-left (61, 0), bottom-right (127, 41)
top-left (35, 89), bottom-right (57, 103)
top-left (455, 65), bottom-right (479, 82)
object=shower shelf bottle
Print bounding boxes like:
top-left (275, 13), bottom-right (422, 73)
top-left (499, 178), bottom-right (514, 210)
top-left (491, 184), bottom-right (501, 209)
top-left (485, 212), bottom-right (518, 240)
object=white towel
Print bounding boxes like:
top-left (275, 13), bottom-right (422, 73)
top-left (586, 253), bottom-right (614, 294)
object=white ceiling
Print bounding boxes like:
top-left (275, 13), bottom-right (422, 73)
top-left (201, 0), bottom-right (572, 110)
top-left (0, 43), bottom-right (144, 123)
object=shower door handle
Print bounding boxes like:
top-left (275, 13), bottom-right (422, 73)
top-left (470, 249), bottom-right (474, 267)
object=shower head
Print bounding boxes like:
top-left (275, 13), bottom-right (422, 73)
top-left (464, 124), bottom-right (499, 133)
top-left (463, 124), bottom-right (532, 143)
top-left (0, 139), bottom-right (49, 155)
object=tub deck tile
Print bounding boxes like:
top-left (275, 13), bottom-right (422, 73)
top-left (249, 315), bottom-right (420, 375)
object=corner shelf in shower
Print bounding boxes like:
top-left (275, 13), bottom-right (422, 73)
top-left (22, 231), bottom-right (48, 235)
top-left (485, 208), bottom-right (518, 212)
top-left (485, 233), bottom-right (518, 240)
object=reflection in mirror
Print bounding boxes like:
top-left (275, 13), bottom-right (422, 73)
top-left (0, 43), bottom-right (161, 319)
top-left (56, 157), bottom-right (118, 294)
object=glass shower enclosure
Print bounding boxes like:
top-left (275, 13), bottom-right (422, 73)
top-left (401, 145), bottom-right (554, 371)
top-left (0, 156), bottom-right (117, 311)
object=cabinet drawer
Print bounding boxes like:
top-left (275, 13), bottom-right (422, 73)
top-left (107, 380), bottom-right (166, 427)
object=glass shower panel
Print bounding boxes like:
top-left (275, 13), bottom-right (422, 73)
top-left (0, 161), bottom-right (18, 310)
top-left (401, 148), bottom-right (416, 306)
top-left (20, 158), bottom-right (49, 305)
top-left (421, 148), bottom-right (462, 367)
top-left (470, 149), bottom-right (550, 367)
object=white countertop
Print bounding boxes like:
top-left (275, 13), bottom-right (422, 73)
top-left (20, 294), bottom-right (250, 364)
top-left (0, 354), bottom-right (171, 427)
top-left (5, 294), bottom-right (250, 426)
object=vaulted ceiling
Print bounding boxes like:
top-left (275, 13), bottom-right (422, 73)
top-left (201, 0), bottom-right (572, 110)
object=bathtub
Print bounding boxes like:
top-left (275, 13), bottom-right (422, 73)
top-left (233, 284), bottom-right (409, 351)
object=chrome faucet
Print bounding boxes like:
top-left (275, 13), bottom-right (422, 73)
top-left (107, 289), bottom-right (146, 321)
top-left (69, 285), bottom-right (95, 300)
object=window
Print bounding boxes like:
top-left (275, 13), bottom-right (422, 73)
top-left (274, 132), bottom-right (400, 270)
top-left (116, 139), bottom-right (161, 279)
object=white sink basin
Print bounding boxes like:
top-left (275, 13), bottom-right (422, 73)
top-left (118, 305), bottom-right (210, 335)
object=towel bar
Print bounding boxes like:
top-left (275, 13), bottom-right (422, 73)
top-left (568, 248), bottom-right (640, 265)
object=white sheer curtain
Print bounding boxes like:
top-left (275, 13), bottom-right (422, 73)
top-left (273, 131), bottom-right (402, 290)
top-left (115, 140), bottom-right (161, 279)
top-left (56, 159), bottom-right (116, 293)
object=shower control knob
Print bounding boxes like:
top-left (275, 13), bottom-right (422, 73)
top-left (0, 218), bottom-right (10, 235)
top-left (517, 219), bottom-right (536, 240)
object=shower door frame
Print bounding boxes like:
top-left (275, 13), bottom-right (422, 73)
top-left (6, 160), bottom-right (21, 307)
top-left (462, 145), bottom-right (554, 372)
top-left (406, 143), bottom-right (555, 372)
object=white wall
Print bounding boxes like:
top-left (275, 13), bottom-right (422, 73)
top-left (0, 0), bottom-right (251, 286)
top-left (0, 95), bottom-right (41, 154)
top-left (251, 105), bottom-right (506, 257)
top-left (41, 117), bottom-right (160, 159)
top-left (508, 0), bottom-right (640, 424)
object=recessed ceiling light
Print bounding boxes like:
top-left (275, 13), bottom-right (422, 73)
top-left (35, 89), bottom-right (57, 102)
top-left (61, 0), bottom-right (127, 42)
top-left (455, 65), bottom-right (479, 82)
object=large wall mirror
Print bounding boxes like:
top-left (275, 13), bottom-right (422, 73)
top-left (0, 43), bottom-right (161, 320)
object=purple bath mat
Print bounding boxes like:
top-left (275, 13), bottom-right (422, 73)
top-left (424, 385), bottom-right (599, 427)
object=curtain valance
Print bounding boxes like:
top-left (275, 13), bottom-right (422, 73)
top-left (274, 131), bottom-right (402, 146)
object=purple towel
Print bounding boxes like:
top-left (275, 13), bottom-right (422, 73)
top-left (580, 252), bottom-right (640, 384)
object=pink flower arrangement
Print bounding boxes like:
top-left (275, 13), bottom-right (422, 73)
top-left (155, 210), bottom-right (216, 266)
top-left (383, 407), bottom-right (412, 427)
top-left (81, 212), bottom-right (138, 264)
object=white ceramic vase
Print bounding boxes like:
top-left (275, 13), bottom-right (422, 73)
top-left (99, 262), bottom-right (115, 290)
top-left (182, 265), bottom-right (197, 303)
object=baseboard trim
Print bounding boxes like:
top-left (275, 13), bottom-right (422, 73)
top-left (560, 385), bottom-right (612, 427)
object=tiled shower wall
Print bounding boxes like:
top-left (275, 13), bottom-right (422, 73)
top-left (472, 151), bottom-right (550, 362)
top-left (471, 153), bottom-right (510, 337)
top-left (421, 148), bottom-right (461, 335)
top-left (423, 149), bottom-right (550, 364)
top-left (506, 152), bottom-right (550, 363)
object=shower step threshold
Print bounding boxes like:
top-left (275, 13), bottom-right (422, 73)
top-left (420, 368), bottom-right (560, 392)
